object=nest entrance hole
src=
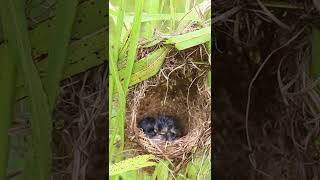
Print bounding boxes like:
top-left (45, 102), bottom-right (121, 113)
top-left (135, 70), bottom-right (199, 137)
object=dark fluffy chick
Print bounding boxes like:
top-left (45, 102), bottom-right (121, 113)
top-left (154, 115), bottom-right (182, 141)
top-left (137, 117), bottom-right (156, 138)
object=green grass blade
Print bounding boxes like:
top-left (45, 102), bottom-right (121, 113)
top-left (21, 140), bottom-right (37, 180)
top-left (144, 0), bottom-right (159, 39)
top-left (118, 47), bottom-right (169, 86)
top-left (165, 26), bottom-right (211, 50)
top-left (109, 0), bottom-right (125, 123)
top-left (0, 1), bottom-right (52, 179)
top-left (160, 0), bottom-right (165, 13)
top-left (123, 13), bottom-right (201, 23)
top-left (153, 160), bottom-right (169, 180)
top-left (112, 0), bottom-right (125, 64)
top-left (177, 0), bottom-right (211, 31)
top-left (109, 155), bottom-right (157, 176)
top-left (123, 0), bottom-right (144, 95)
top-left (185, 0), bottom-right (191, 12)
top-left (112, 47), bottom-right (169, 96)
top-left (109, 0), bottom-right (126, 164)
top-left (0, 46), bottom-right (16, 180)
top-left (44, 0), bottom-right (78, 110)
top-left (169, 0), bottom-right (175, 31)
top-left (109, 44), bottom-right (126, 158)
top-left (108, 74), bottom-right (115, 160)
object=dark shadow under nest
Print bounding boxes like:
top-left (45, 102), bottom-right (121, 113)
top-left (52, 63), bottom-right (107, 180)
top-left (214, 1), bottom-right (320, 180)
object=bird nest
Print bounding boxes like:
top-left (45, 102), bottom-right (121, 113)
top-left (126, 46), bottom-right (211, 163)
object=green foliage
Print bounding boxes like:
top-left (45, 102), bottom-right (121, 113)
top-left (117, 47), bottom-right (169, 88)
top-left (123, 0), bottom-right (144, 95)
top-left (151, 160), bottom-right (170, 180)
top-left (0, 0), bottom-right (81, 179)
top-left (165, 26), bottom-right (211, 50)
top-left (109, 0), bottom-right (144, 167)
top-left (0, 45), bottom-right (16, 180)
top-left (45, 0), bottom-right (78, 110)
top-left (12, 0), bottom-right (107, 100)
top-left (185, 149), bottom-right (211, 180)
top-left (144, 0), bottom-right (159, 39)
top-left (0, 1), bottom-right (52, 179)
top-left (109, 0), bottom-right (126, 167)
top-left (109, 155), bottom-right (158, 176)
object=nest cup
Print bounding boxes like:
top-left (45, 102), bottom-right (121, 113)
top-left (126, 47), bottom-right (211, 160)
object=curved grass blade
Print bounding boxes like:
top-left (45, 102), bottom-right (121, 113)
top-left (165, 26), bottom-right (211, 50)
top-left (152, 160), bottom-right (170, 180)
top-left (109, 45), bottom-right (126, 160)
top-left (0, 46), bottom-right (16, 180)
top-left (112, 47), bottom-right (169, 96)
top-left (109, 0), bottom-right (126, 165)
top-left (0, 1), bottom-right (52, 179)
top-left (177, 0), bottom-right (211, 31)
top-left (122, 13), bottom-right (201, 24)
top-left (109, 154), bottom-right (157, 176)
top-left (119, 47), bottom-right (169, 86)
top-left (109, 0), bottom-right (125, 108)
top-left (123, 0), bottom-right (144, 95)
top-left (144, 0), bottom-right (159, 39)
top-left (140, 38), bottom-right (162, 48)
top-left (169, 0), bottom-right (175, 31)
top-left (44, 0), bottom-right (78, 110)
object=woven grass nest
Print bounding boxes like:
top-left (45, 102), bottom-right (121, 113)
top-left (126, 45), bottom-right (211, 162)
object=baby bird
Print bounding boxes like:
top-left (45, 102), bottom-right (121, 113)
top-left (154, 115), bottom-right (182, 141)
top-left (137, 117), bottom-right (156, 138)
top-left (150, 134), bottom-right (167, 141)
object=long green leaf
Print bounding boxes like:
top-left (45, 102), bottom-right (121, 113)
top-left (109, 0), bottom-right (126, 165)
top-left (144, 0), bottom-right (159, 39)
top-left (0, 45), bottom-right (16, 180)
top-left (177, 0), bottom-right (211, 31)
top-left (45, 0), bottom-right (78, 110)
top-left (109, 155), bottom-right (158, 176)
top-left (109, 44), bottom-right (126, 159)
top-left (111, 47), bottom-right (169, 97)
top-left (169, 0), bottom-right (175, 31)
top-left (153, 160), bottom-right (170, 180)
top-left (0, 1), bottom-right (52, 179)
top-left (165, 26), bottom-right (211, 50)
top-left (118, 47), bottom-right (169, 86)
top-left (123, 0), bottom-right (144, 95)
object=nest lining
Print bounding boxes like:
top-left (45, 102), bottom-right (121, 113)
top-left (125, 46), bottom-right (211, 162)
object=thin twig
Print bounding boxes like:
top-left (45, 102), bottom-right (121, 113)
top-left (256, 0), bottom-right (290, 29)
top-left (245, 27), bottom-right (304, 174)
top-left (213, 6), bottom-right (242, 24)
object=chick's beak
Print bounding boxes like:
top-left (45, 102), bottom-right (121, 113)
top-left (159, 127), bottom-right (168, 135)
